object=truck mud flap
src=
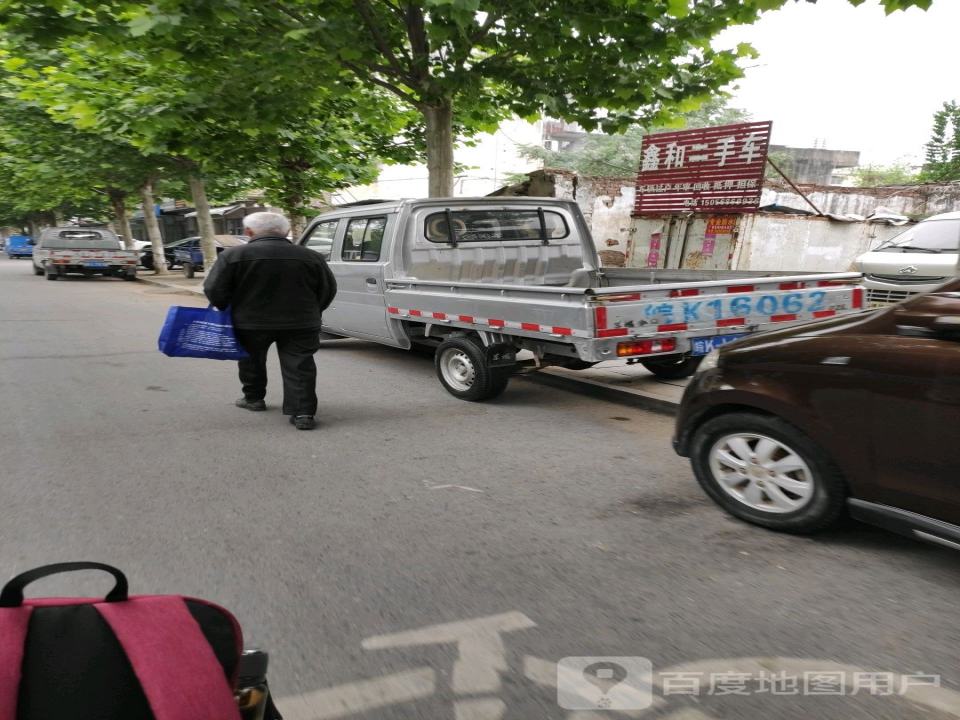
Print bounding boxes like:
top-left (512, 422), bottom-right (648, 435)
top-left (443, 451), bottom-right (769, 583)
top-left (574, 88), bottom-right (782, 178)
top-left (486, 343), bottom-right (517, 368)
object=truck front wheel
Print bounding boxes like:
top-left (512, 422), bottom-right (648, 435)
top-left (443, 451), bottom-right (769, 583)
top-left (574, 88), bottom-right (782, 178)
top-left (641, 354), bottom-right (703, 379)
top-left (435, 337), bottom-right (511, 402)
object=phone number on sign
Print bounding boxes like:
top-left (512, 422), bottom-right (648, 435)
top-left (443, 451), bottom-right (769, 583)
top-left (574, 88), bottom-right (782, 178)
top-left (643, 292), bottom-right (830, 324)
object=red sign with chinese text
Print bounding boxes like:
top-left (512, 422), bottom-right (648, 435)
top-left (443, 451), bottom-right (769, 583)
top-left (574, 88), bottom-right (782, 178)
top-left (633, 121), bottom-right (772, 216)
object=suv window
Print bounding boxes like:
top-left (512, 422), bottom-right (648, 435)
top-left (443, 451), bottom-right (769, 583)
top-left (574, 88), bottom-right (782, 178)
top-left (302, 220), bottom-right (338, 259)
top-left (424, 209), bottom-right (569, 244)
top-left (342, 217), bottom-right (387, 262)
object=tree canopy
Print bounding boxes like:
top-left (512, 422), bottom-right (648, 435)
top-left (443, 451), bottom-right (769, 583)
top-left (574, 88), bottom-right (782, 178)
top-left (920, 100), bottom-right (960, 183)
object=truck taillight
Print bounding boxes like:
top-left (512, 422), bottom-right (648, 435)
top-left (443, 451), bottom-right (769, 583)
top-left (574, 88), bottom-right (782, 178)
top-left (852, 287), bottom-right (864, 309)
top-left (616, 338), bottom-right (677, 357)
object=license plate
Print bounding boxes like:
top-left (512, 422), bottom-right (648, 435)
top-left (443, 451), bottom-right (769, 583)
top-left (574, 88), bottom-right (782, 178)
top-left (691, 333), bottom-right (748, 356)
top-left (85, 261), bottom-right (108, 268)
top-left (868, 301), bottom-right (890, 309)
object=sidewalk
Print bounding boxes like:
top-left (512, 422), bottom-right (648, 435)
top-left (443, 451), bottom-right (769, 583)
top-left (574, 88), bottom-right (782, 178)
top-left (137, 272), bottom-right (685, 411)
top-left (138, 270), bottom-right (205, 295)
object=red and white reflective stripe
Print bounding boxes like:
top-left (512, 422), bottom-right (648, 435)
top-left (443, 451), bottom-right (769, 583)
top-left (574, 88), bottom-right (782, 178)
top-left (388, 307), bottom-right (586, 337)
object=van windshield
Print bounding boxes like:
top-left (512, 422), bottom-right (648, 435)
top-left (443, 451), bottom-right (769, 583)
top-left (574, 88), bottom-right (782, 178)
top-left (43, 230), bottom-right (120, 250)
top-left (875, 219), bottom-right (960, 253)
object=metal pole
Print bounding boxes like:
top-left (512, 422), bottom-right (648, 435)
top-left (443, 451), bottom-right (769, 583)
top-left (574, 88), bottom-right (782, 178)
top-left (765, 157), bottom-right (825, 216)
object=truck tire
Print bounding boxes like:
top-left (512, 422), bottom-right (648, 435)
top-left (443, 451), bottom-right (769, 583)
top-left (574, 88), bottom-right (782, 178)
top-left (641, 354), bottom-right (703, 379)
top-left (435, 336), bottom-right (511, 402)
top-left (183, 262), bottom-right (195, 278)
top-left (123, 270), bottom-right (137, 281)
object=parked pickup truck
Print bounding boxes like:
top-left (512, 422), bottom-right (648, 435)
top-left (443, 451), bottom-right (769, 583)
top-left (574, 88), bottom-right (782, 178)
top-left (33, 226), bottom-right (137, 281)
top-left (298, 198), bottom-right (865, 401)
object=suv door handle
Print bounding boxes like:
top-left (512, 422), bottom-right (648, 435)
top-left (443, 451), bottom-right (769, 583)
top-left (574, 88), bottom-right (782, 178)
top-left (365, 277), bottom-right (378, 285)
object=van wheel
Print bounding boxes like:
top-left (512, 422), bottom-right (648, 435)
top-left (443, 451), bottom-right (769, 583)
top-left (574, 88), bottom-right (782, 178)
top-left (183, 262), bottom-right (195, 278)
top-left (689, 412), bottom-right (847, 534)
top-left (435, 337), bottom-right (511, 402)
top-left (641, 355), bottom-right (703, 379)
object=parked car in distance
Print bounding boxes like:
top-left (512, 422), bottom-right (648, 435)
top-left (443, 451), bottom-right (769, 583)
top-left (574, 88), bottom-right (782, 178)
top-left (32, 226), bottom-right (138, 280)
top-left (855, 211), bottom-right (960, 307)
top-left (140, 237), bottom-right (193, 270)
top-left (674, 278), bottom-right (960, 549)
top-left (173, 235), bottom-right (246, 277)
top-left (5, 235), bottom-right (33, 259)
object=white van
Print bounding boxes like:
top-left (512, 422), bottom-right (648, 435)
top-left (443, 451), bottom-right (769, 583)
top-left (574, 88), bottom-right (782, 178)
top-left (854, 211), bottom-right (960, 307)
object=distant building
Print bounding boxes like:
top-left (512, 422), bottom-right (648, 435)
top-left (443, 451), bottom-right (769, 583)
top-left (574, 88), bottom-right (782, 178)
top-left (768, 145), bottom-right (860, 186)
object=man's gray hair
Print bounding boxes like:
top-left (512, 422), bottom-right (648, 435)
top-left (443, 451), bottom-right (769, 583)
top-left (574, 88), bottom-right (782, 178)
top-left (243, 211), bottom-right (291, 238)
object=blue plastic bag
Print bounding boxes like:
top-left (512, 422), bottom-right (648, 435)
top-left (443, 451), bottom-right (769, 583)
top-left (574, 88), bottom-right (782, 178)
top-left (157, 305), bottom-right (249, 360)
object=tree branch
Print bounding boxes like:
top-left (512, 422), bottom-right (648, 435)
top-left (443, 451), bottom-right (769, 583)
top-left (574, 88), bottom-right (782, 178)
top-left (404, 3), bottom-right (430, 86)
top-left (354, 0), bottom-right (415, 85)
top-left (341, 60), bottom-right (424, 108)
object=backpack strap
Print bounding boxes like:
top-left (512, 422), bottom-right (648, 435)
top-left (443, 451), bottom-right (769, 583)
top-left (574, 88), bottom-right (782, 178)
top-left (96, 597), bottom-right (241, 720)
top-left (0, 607), bottom-right (32, 720)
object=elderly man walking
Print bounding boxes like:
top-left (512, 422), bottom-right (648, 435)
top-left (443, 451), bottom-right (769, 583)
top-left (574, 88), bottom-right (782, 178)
top-left (204, 211), bottom-right (336, 430)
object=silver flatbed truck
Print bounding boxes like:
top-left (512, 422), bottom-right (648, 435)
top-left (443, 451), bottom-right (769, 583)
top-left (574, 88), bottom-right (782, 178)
top-left (298, 198), bottom-right (864, 401)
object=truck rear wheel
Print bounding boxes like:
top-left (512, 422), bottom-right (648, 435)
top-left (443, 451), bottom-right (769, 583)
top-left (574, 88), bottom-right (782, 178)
top-left (641, 354), bottom-right (703, 379)
top-left (435, 336), bottom-right (511, 402)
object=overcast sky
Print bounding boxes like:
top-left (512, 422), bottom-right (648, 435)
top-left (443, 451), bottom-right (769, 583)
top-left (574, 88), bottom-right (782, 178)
top-left (714, 0), bottom-right (958, 167)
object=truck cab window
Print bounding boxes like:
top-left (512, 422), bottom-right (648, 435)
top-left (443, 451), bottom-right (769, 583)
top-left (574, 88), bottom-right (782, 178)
top-left (342, 217), bottom-right (387, 262)
top-left (302, 220), bottom-right (338, 259)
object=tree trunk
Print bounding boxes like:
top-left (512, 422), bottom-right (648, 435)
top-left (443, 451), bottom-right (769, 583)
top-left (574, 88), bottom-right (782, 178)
top-left (140, 181), bottom-right (168, 275)
top-left (26, 216), bottom-right (39, 240)
top-left (289, 212), bottom-right (306, 241)
top-left (424, 103), bottom-right (455, 197)
top-left (109, 191), bottom-right (135, 250)
top-left (189, 174), bottom-right (218, 272)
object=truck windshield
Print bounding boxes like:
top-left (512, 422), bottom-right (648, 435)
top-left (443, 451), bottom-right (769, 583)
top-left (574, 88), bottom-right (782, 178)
top-left (874, 219), bottom-right (960, 253)
top-left (44, 230), bottom-right (120, 250)
top-left (424, 210), bottom-right (569, 243)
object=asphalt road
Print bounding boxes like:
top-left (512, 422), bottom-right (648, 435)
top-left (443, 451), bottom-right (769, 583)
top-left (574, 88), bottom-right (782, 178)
top-left (1, 256), bottom-right (958, 720)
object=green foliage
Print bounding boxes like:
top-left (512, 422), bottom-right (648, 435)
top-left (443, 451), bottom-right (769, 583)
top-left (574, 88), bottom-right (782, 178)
top-left (516, 99), bottom-right (750, 178)
top-left (851, 163), bottom-right (917, 187)
top-left (920, 101), bottom-right (960, 183)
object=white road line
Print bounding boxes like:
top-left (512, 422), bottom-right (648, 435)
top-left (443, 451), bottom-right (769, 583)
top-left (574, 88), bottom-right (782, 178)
top-left (277, 667), bottom-right (436, 720)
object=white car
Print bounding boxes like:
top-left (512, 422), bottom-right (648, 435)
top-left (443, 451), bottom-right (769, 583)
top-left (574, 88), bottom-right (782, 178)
top-left (855, 211), bottom-right (960, 307)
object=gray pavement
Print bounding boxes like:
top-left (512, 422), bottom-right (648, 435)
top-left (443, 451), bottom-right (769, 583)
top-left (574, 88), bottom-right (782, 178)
top-left (2, 256), bottom-right (959, 720)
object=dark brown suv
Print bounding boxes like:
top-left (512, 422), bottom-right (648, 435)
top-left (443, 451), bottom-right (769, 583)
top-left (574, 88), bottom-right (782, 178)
top-left (674, 278), bottom-right (960, 548)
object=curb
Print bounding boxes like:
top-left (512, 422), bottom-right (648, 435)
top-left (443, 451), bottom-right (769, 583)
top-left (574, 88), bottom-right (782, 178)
top-left (524, 369), bottom-right (680, 415)
top-left (137, 275), bottom-right (205, 296)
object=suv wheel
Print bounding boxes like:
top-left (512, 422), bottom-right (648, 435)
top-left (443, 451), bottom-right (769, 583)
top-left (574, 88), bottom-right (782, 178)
top-left (33, 263), bottom-right (44, 276)
top-left (689, 412), bottom-right (846, 534)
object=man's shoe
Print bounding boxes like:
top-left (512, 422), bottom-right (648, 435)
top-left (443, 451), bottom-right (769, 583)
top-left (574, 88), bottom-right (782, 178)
top-left (235, 397), bottom-right (266, 411)
top-left (290, 415), bottom-right (316, 430)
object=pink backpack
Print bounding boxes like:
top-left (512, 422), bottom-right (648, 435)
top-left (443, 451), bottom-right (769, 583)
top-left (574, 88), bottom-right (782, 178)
top-left (0, 562), bottom-right (251, 720)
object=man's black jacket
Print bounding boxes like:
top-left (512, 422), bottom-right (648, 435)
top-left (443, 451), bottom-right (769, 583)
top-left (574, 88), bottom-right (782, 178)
top-left (203, 235), bottom-right (337, 330)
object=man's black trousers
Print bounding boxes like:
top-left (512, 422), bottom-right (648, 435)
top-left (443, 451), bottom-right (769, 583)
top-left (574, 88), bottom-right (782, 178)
top-left (235, 328), bottom-right (321, 416)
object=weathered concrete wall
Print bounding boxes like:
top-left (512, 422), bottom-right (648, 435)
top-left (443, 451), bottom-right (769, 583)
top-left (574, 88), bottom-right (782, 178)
top-left (572, 176), bottom-right (635, 267)
top-left (490, 170), bottom-right (960, 271)
top-left (732, 214), bottom-right (906, 272)
top-left (762, 180), bottom-right (960, 218)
